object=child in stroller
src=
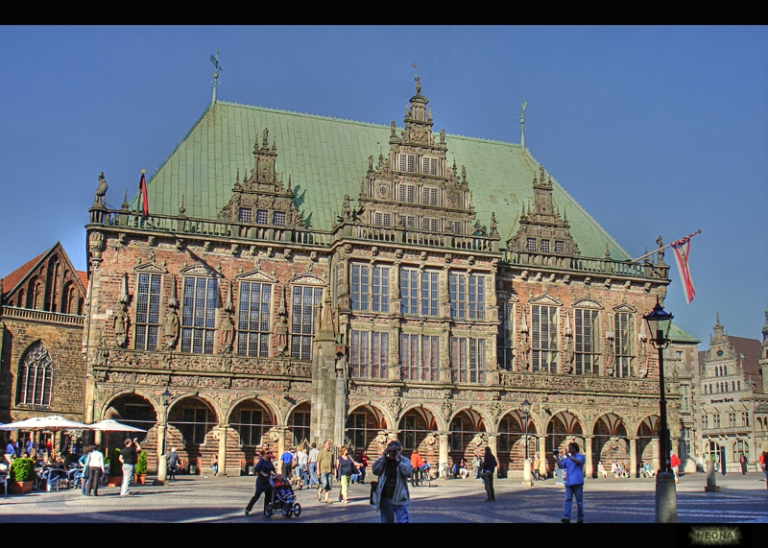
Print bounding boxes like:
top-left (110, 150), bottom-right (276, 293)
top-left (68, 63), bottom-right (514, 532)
top-left (264, 474), bottom-right (302, 518)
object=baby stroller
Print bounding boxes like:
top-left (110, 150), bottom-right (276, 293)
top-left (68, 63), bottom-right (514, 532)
top-left (264, 474), bottom-right (302, 518)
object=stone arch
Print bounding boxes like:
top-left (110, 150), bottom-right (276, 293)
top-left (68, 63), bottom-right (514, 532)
top-left (346, 402), bottom-right (391, 459)
top-left (636, 414), bottom-right (660, 470)
top-left (545, 410), bottom-right (586, 470)
top-left (591, 412), bottom-right (630, 478)
top-left (99, 391), bottom-right (159, 472)
top-left (224, 395), bottom-right (279, 425)
top-left (447, 407), bottom-right (489, 476)
top-left (166, 394), bottom-right (220, 475)
top-left (225, 396), bottom-right (278, 474)
top-left (398, 405), bottom-right (439, 466)
top-left (286, 402), bottom-right (312, 449)
top-left (497, 408), bottom-right (539, 475)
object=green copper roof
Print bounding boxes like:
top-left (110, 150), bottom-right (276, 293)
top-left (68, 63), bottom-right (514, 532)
top-left (668, 323), bottom-right (700, 344)
top-left (133, 100), bottom-right (631, 260)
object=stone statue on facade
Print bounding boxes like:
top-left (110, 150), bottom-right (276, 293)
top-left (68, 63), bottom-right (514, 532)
top-left (519, 331), bottom-right (531, 370)
top-left (113, 303), bottom-right (128, 347)
top-left (164, 306), bottom-right (179, 351)
top-left (94, 172), bottom-right (108, 206)
top-left (219, 312), bottom-right (235, 354)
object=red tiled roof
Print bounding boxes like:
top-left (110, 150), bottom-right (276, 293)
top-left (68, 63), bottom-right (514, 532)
top-left (76, 270), bottom-right (88, 290)
top-left (1, 250), bottom-right (47, 297)
top-left (728, 336), bottom-right (763, 394)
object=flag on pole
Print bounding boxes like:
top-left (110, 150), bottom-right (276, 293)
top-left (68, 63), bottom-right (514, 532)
top-left (671, 235), bottom-right (695, 303)
top-left (138, 170), bottom-right (149, 217)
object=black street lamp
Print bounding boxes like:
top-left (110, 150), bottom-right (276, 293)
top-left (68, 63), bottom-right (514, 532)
top-left (161, 388), bottom-right (172, 456)
top-left (643, 300), bottom-right (676, 522)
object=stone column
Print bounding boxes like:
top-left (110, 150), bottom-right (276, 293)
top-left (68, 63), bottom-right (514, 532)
top-left (629, 437), bottom-right (638, 478)
top-left (652, 437), bottom-right (659, 471)
top-left (216, 425), bottom-right (228, 477)
top-left (154, 424), bottom-right (167, 485)
top-left (488, 433), bottom-right (497, 460)
top-left (439, 432), bottom-right (449, 478)
top-left (584, 435), bottom-right (593, 478)
top-left (539, 440), bottom-right (548, 478)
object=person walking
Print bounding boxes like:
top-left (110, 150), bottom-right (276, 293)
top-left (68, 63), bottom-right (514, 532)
top-left (335, 446), bottom-right (361, 503)
top-left (244, 451), bottom-right (276, 516)
top-left (317, 440), bottom-right (335, 503)
top-left (280, 447), bottom-right (294, 479)
top-left (296, 446), bottom-right (308, 486)
top-left (78, 446), bottom-right (92, 495)
top-left (372, 440), bottom-right (413, 523)
top-left (760, 451), bottom-right (766, 483)
top-left (167, 447), bottom-right (179, 480)
top-left (739, 452), bottom-right (747, 475)
top-left (670, 451), bottom-right (681, 483)
top-left (481, 446), bottom-right (497, 502)
top-left (84, 445), bottom-right (105, 496)
top-left (560, 442), bottom-right (586, 523)
top-left (119, 438), bottom-right (140, 497)
top-left (533, 453), bottom-right (541, 480)
top-left (307, 442), bottom-right (320, 488)
top-left (472, 450), bottom-right (483, 479)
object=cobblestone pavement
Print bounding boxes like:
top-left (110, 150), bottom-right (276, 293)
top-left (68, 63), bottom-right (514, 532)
top-left (1, 471), bottom-right (766, 524)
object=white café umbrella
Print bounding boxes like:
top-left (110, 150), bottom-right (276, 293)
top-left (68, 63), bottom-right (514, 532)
top-left (88, 419), bottom-right (147, 475)
top-left (0, 415), bottom-right (94, 459)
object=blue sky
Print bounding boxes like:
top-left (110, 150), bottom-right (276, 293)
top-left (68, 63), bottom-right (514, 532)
top-left (1, 26), bottom-right (766, 344)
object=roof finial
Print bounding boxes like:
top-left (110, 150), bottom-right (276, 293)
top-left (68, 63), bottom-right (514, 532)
top-left (210, 49), bottom-right (222, 104)
top-left (518, 97), bottom-right (527, 148)
top-left (412, 63), bottom-right (421, 94)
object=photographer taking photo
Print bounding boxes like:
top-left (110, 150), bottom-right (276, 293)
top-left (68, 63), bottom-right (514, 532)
top-left (372, 440), bottom-right (413, 523)
top-left (559, 442), bottom-right (586, 523)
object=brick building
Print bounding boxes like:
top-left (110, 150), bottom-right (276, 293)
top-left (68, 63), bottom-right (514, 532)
top-left (82, 80), bottom-right (680, 477)
top-left (0, 242), bottom-right (88, 447)
top-left (696, 313), bottom-right (768, 471)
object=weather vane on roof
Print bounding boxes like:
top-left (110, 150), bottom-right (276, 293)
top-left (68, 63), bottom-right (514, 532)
top-left (518, 97), bottom-right (527, 148)
top-left (210, 49), bottom-right (222, 104)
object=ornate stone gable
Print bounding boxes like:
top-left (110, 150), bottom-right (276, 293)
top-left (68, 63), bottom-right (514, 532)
top-left (217, 127), bottom-right (304, 228)
top-left (353, 77), bottom-right (484, 238)
top-left (507, 164), bottom-right (580, 257)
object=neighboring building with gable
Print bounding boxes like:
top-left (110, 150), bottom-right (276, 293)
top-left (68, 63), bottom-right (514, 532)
top-left (82, 79), bottom-right (678, 477)
top-left (0, 242), bottom-right (88, 433)
top-left (696, 313), bottom-right (767, 471)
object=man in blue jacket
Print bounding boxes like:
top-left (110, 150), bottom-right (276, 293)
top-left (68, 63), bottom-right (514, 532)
top-left (559, 442), bottom-right (586, 523)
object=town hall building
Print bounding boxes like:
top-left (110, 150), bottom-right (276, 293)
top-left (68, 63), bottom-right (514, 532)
top-left (81, 79), bottom-right (680, 478)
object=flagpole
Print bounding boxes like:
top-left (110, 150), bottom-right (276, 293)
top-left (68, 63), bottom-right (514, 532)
top-left (630, 229), bottom-right (701, 263)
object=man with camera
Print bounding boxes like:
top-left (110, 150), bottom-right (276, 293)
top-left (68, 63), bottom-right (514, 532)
top-left (372, 440), bottom-right (413, 523)
top-left (559, 442), bottom-right (586, 523)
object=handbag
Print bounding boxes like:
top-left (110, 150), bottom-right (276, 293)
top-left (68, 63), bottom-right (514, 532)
top-left (369, 480), bottom-right (379, 506)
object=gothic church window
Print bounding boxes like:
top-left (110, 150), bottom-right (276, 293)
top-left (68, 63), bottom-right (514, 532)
top-left (181, 277), bottom-right (218, 354)
top-left (575, 309), bottom-right (600, 375)
top-left (350, 330), bottom-right (388, 379)
top-left (17, 342), bottom-right (54, 406)
top-left (532, 305), bottom-right (557, 373)
top-left (290, 286), bottom-right (323, 360)
top-left (237, 281), bottom-right (272, 357)
top-left (614, 312), bottom-right (634, 377)
top-left (135, 273), bottom-right (162, 351)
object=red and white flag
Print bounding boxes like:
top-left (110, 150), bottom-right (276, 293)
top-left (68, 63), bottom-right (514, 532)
top-left (138, 171), bottom-right (149, 217)
top-left (671, 235), bottom-right (695, 303)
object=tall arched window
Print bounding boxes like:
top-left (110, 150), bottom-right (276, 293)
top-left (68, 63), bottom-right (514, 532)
top-left (17, 342), bottom-right (54, 406)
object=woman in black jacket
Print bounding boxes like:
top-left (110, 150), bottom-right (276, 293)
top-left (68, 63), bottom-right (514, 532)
top-left (481, 446), bottom-right (497, 502)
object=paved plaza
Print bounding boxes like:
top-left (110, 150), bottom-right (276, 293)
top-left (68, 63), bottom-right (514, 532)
top-left (1, 471), bottom-right (766, 524)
